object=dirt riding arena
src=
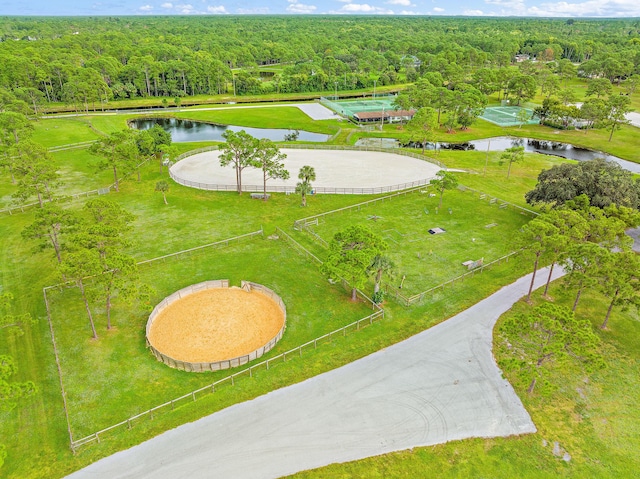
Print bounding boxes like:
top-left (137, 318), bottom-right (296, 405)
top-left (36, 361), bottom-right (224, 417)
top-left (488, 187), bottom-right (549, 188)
top-left (170, 149), bottom-right (442, 193)
top-left (146, 280), bottom-right (286, 372)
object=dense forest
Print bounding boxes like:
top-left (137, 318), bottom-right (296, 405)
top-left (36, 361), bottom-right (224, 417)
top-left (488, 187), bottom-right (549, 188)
top-left (0, 16), bottom-right (639, 112)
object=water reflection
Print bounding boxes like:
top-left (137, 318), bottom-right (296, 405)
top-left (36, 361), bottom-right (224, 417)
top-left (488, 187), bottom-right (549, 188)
top-left (130, 117), bottom-right (330, 143)
top-left (355, 136), bottom-right (639, 173)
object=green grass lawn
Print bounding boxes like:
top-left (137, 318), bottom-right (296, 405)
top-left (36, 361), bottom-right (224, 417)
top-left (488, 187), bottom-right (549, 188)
top-left (49, 236), bottom-right (371, 438)
top-left (0, 174), bottom-right (16, 208)
top-left (1, 98), bottom-right (639, 479)
top-left (175, 106), bottom-right (341, 135)
top-left (1, 148), bottom-right (125, 210)
top-left (53, 149), bottom-right (114, 196)
top-left (31, 117), bottom-right (100, 147)
top-left (433, 150), bottom-right (577, 207)
top-left (84, 115), bottom-right (131, 135)
top-left (296, 188), bottom-right (531, 295)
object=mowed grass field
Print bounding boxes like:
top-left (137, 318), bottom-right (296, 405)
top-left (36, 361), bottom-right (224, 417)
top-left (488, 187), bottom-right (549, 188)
top-left (295, 188), bottom-right (531, 295)
top-left (1, 99), bottom-right (640, 479)
top-left (49, 237), bottom-right (372, 439)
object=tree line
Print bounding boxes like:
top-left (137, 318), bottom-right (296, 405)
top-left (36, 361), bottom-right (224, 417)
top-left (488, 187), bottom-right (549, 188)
top-left (0, 16), bottom-right (639, 112)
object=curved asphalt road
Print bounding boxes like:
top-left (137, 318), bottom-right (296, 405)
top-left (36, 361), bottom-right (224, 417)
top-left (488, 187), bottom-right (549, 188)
top-left (66, 266), bottom-right (563, 479)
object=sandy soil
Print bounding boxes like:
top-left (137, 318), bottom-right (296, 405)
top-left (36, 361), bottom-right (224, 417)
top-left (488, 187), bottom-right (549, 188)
top-left (170, 149), bottom-right (441, 192)
top-left (147, 288), bottom-right (285, 363)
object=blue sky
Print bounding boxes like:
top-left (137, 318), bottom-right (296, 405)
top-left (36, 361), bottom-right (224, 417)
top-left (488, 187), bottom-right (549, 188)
top-left (2, 0), bottom-right (640, 17)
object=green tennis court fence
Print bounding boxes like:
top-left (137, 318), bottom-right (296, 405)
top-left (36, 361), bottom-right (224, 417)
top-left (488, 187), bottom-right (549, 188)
top-left (320, 96), bottom-right (398, 117)
top-left (480, 106), bottom-right (539, 127)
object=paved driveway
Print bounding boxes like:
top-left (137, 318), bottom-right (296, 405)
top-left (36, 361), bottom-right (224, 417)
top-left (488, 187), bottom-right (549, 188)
top-left (626, 112), bottom-right (640, 128)
top-left (627, 227), bottom-right (640, 252)
top-left (66, 267), bottom-right (562, 479)
top-left (295, 103), bottom-right (339, 120)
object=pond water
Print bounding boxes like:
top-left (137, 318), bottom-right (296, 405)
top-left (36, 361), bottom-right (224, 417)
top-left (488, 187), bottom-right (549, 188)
top-left (355, 136), bottom-right (640, 174)
top-left (130, 118), bottom-right (330, 143)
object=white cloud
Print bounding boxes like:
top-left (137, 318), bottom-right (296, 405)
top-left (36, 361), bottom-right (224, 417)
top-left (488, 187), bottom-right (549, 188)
top-left (237, 7), bottom-right (270, 13)
top-left (161, 2), bottom-right (173, 8)
top-left (433, 7), bottom-right (444, 12)
top-left (400, 10), bottom-right (420, 14)
top-left (484, 0), bottom-right (526, 14)
top-left (341, 3), bottom-right (393, 13)
top-left (463, 9), bottom-right (485, 15)
top-left (287, 1), bottom-right (317, 13)
top-left (387, 0), bottom-right (412, 6)
top-left (527, 0), bottom-right (640, 17)
top-left (342, 3), bottom-right (374, 11)
top-left (207, 5), bottom-right (227, 13)
top-left (139, 4), bottom-right (153, 11)
top-left (176, 3), bottom-right (195, 13)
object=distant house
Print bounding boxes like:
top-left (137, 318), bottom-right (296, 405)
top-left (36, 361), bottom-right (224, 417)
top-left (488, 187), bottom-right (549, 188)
top-left (401, 55), bottom-right (422, 68)
top-left (514, 54), bottom-right (531, 63)
top-left (353, 109), bottom-right (416, 124)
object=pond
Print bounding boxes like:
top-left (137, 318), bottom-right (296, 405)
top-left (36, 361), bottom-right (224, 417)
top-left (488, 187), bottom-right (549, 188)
top-left (355, 136), bottom-right (640, 174)
top-left (130, 118), bottom-right (330, 143)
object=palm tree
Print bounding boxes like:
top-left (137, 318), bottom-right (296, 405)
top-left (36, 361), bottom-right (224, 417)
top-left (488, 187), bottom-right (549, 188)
top-left (295, 165), bottom-right (316, 206)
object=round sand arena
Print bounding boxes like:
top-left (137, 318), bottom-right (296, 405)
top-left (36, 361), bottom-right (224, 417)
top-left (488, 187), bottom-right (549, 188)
top-left (170, 148), bottom-right (442, 193)
top-left (147, 281), bottom-right (286, 372)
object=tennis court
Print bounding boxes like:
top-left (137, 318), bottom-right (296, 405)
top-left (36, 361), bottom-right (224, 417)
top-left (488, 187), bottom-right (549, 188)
top-left (480, 106), bottom-right (539, 127)
top-left (320, 96), bottom-right (398, 117)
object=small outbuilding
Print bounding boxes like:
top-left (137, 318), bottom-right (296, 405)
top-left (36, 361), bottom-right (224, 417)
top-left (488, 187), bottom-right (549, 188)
top-left (353, 109), bottom-right (416, 124)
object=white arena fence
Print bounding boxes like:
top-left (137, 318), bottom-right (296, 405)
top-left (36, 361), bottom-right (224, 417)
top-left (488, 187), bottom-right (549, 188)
top-left (169, 144), bottom-right (446, 195)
